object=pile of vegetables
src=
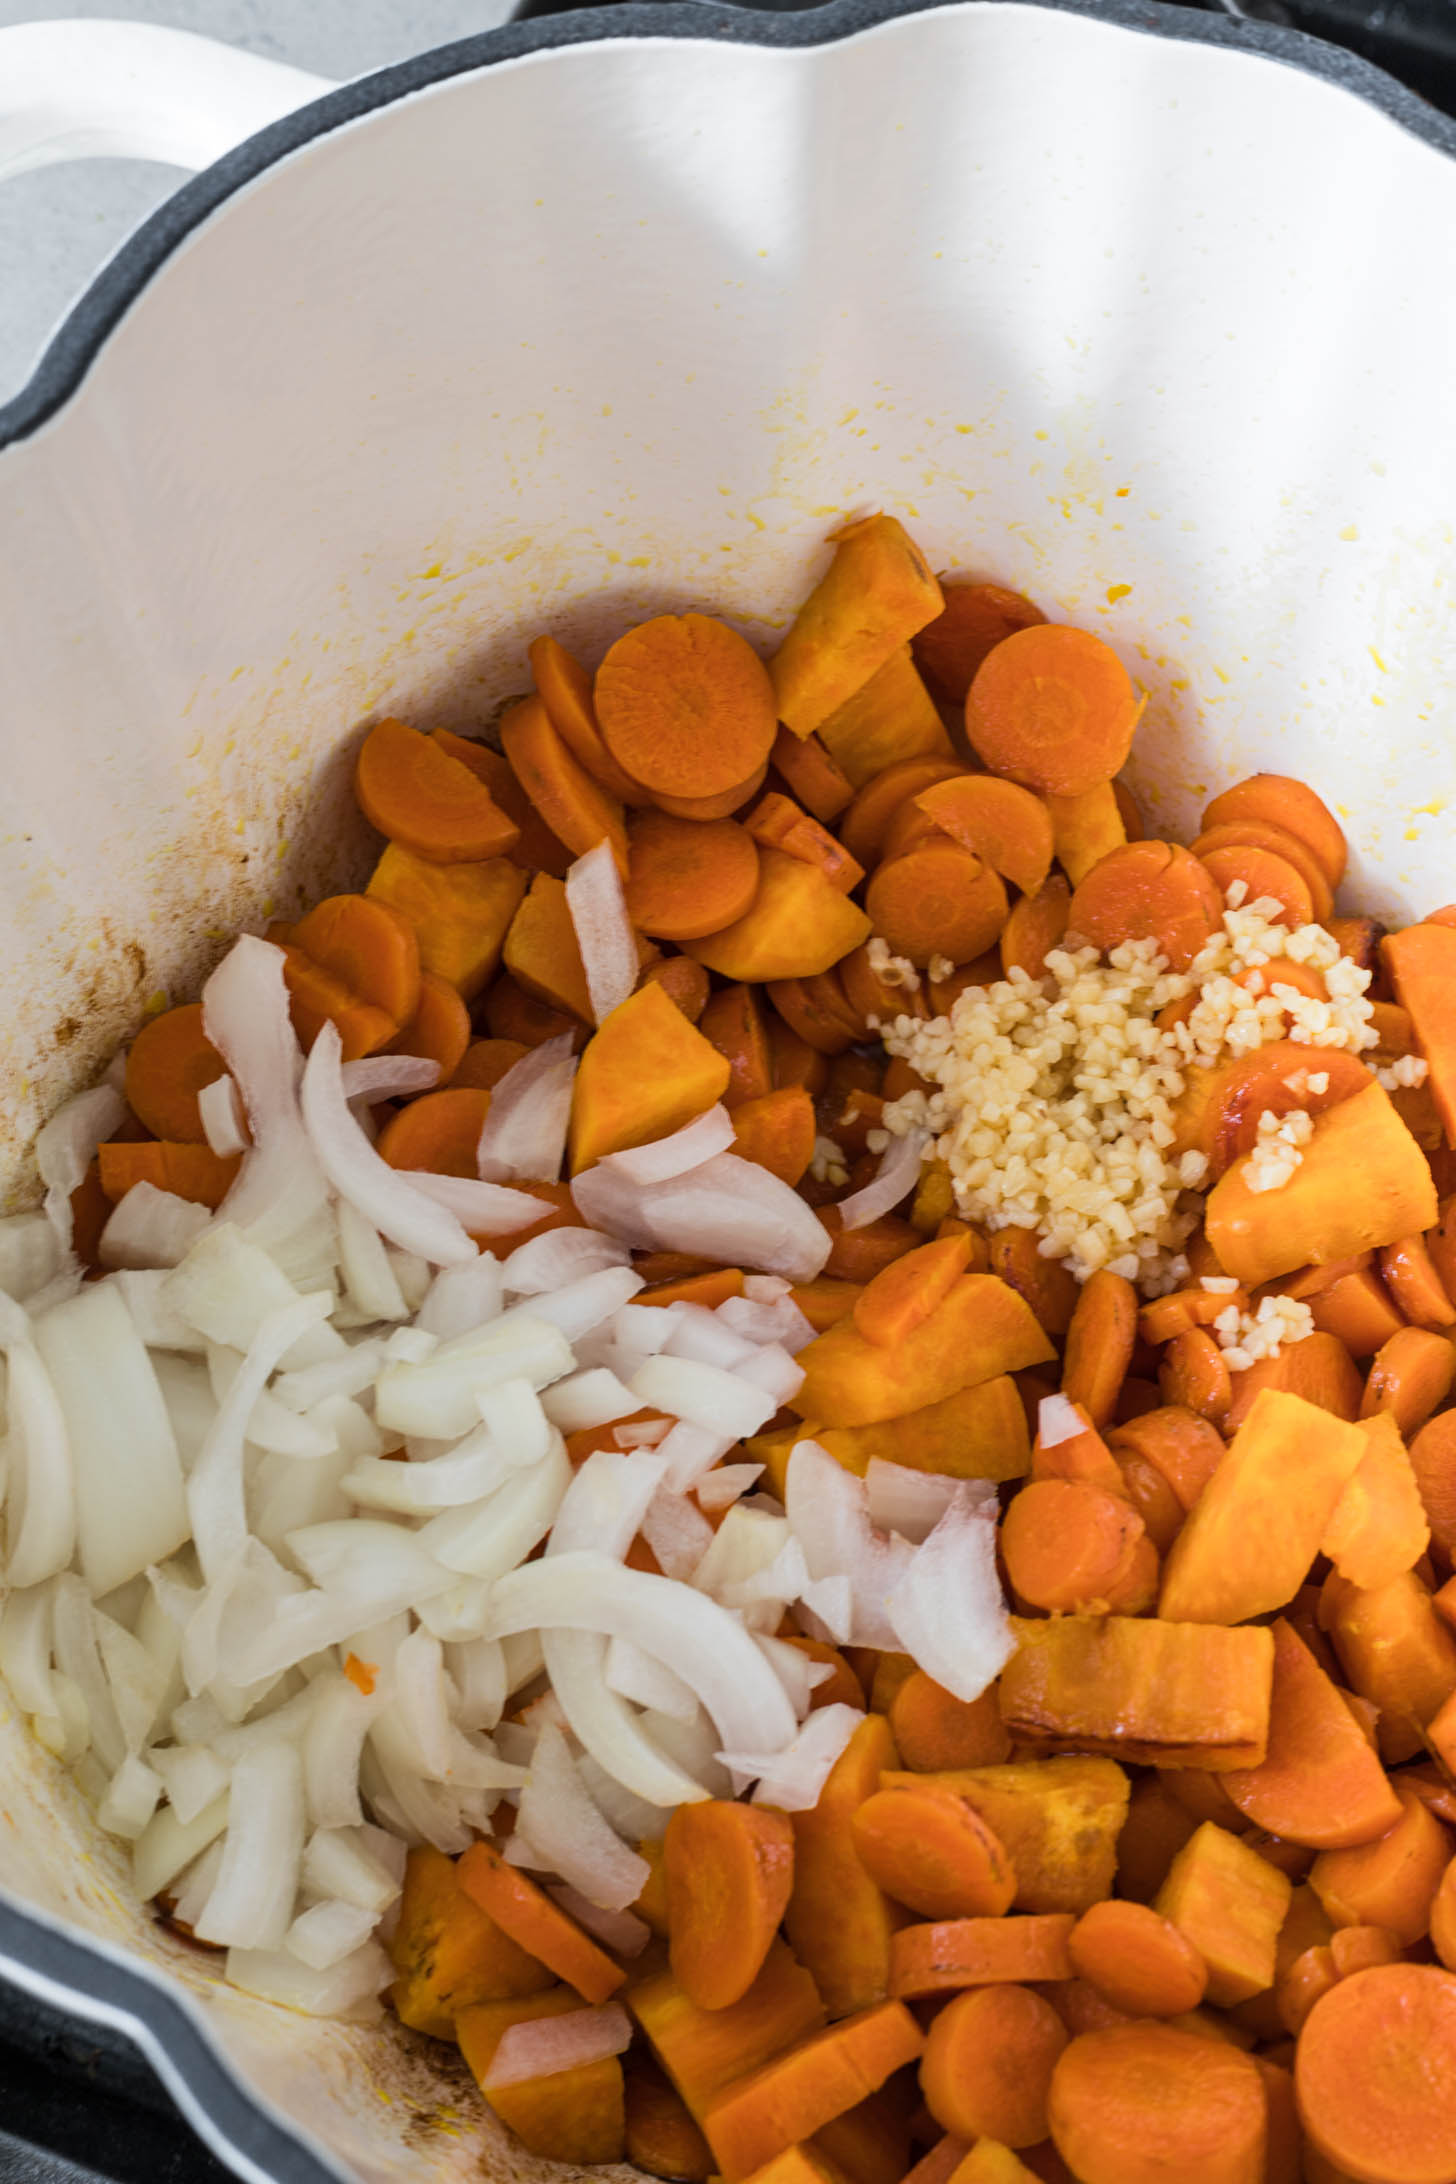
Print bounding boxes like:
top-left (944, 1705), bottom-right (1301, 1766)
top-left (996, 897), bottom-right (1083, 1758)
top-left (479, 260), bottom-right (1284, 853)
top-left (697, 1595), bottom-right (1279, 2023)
top-left (2, 509), bottom-right (1456, 2184)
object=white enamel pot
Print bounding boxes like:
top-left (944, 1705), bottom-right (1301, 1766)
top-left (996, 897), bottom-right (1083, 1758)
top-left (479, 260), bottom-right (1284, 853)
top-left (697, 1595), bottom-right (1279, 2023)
top-left (0, 5), bottom-right (1453, 2179)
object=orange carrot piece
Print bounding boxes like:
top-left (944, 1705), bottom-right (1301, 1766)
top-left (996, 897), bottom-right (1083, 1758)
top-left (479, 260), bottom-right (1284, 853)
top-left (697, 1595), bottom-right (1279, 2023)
top-left (1138, 1285), bottom-right (1250, 1346)
top-left (377, 1086), bottom-right (490, 1177)
top-left (625, 811), bottom-right (762, 941)
top-left (482, 973), bottom-right (587, 1051)
top-left (639, 954), bottom-right (712, 1025)
top-left (96, 1140), bottom-right (241, 1211)
top-left (436, 731), bottom-right (573, 880)
top-left (852, 1231), bottom-right (974, 1348)
top-left (921, 1985), bottom-right (1066, 2148)
top-left (783, 1715), bottom-right (902, 2018)
top-left (1410, 1408), bottom-right (1456, 1561)
top-left (838, 757), bottom-right (967, 870)
top-left (772, 514), bottom-right (944, 739)
top-left (596, 614), bottom-right (778, 799)
top-left (700, 2004), bottom-right (924, 2181)
top-left (1047, 2022), bottom-right (1268, 2184)
top-left (865, 843), bottom-right (1009, 970)
top-left (1045, 781), bottom-right (1126, 890)
top-left (1362, 1323), bottom-right (1456, 1437)
top-left (1384, 922), bottom-right (1456, 1150)
top-left (1326, 1924), bottom-right (1403, 1977)
top-left (280, 943), bottom-right (397, 1060)
top-left (1431, 1856), bottom-right (1456, 1971)
top-left (528, 631), bottom-right (649, 804)
top-left (389, 1844), bottom-right (552, 2038)
top-left (891, 1916), bottom-right (1076, 1998)
top-left (625, 2058), bottom-right (715, 2182)
top-left (1002, 1479), bottom-right (1153, 1615)
top-left (777, 1637), bottom-right (864, 1715)
top-left (355, 716), bottom-right (519, 862)
top-left (663, 1800), bottom-right (795, 2012)
top-left (683, 849), bottom-right (872, 984)
top-left (946, 2143), bottom-right (1041, 2184)
top-left (1065, 1899), bottom-right (1208, 2018)
top-left (457, 1841), bottom-right (625, 2004)
top-left (770, 726), bottom-right (854, 823)
top-left (850, 1783), bottom-right (1016, 1920)
top-left (455, 1987), bottom-right (626, 2163)
top-left (1223, 1329), bottom-right (1364, 1435)
top-left (569, 980), bottom-right (732, 1173)
top-left (653, 763), bottom-right (769, 822)
top-left (1320, 1411), bottom-right (1430, 1589)
top-left (888, 1674), bottom-right (1011, 1773)
top-left (745, 792), bottom-right (865, 895)
top-left (912, 581), bottom-right (1047, 706)
top-left (500, 694), bottom-right (629, 875)
top-left (809, 1376), bottom-right (1029, 1486)
top-left (385, 969), bottom-right (471, 1080)
top-left (998, 1617), bottom-right (1276, 1771)
top-left (1308, 1787), bottom-right (1454, 1944)
top-left (1153, 1327), bottom-right (1226, 1425)
top-left (1175, 1040), bottom-right (1374, 1179)
top-left (992, 879), bottom-right (1070, 984)
top-left (1190, 819), bottom-right (1335, 924)
top-left (1220, 1619), bottom-right (1402, 1851)
top-left (910, 776), bottom-right (1055, 898)
top-left (1111, 1447), bottom-right (1185, 1551)
top-left (1202, 774), bottom-right (1347, 891)
top-left (1198, 845), bottom-right (1313, 927)
top-left (729, 1088), bottom-right (817, 1188)
top-left (367, 840), bottom-right (526, 1000)
top-left (1322, 1566), bottom-right (1456, 1765)
top-left (1062, 1270), bottom-right (1138, 1428)
top-left (987, 1228), bottom-right (1079, 1342)
top-left (817, 1207), bottom-right (920, 1284)
top-left (1029, 1398), bottom-right (1127, 1496)
top-left (1309, 1267), bottom-right (1407, 1358)
top-left (453, 1037), bottom-right (529, 1089)
top-left (124, 1003), bottom-right (227, 1144)
top-left (1067, 841), bottom-right (1223, 972)
top-left (638, 1268), bottom-right (745, 1309)
top-left (965, 625), bottom-right (1142, 798)
top-left (1115, 1778), bottom-right (1201, 1905)
top-left (629, 1941), bottom-right (825, 2123)
top-left (694, 984), bottom-right (776, 1106)
top-left (1294, 1964), bottom-right (1456, 2184)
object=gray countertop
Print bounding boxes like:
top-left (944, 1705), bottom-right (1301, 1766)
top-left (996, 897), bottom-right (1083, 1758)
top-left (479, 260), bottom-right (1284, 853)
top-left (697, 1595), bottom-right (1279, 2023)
top-left (0, 0), bottom-right (517, 407)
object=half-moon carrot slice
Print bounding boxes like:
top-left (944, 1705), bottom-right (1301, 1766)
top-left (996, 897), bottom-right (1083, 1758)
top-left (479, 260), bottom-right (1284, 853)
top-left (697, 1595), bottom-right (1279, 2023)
top-left (1198, 845), bottom-right (1313, 927)
top-left (866, 844), bottom-right (1009, 969)
top-left (1045, 782), bottom-right (1127, 890)
top-left (744, 793), bottom-right (865, 894)
top-left (966, 625), bottom-right (1143, 797)
top-left (1068, 842), bottom-right (1223, 971)
top-left (1202, 774), bottom-right (1347, 891)
top-left (294, 893), bottom-right (422, 1030)
top-left (1191, 821), bottom-right (1334, 924)
top-left (500, 695), bottom-right (629, 876)
top-left (813, 645), bottom-right (952, 787)
top-left (281, 945), bottom-right (398, 1060)
top-left (457, 1842), bottom-right (624, 2004)
top-left (432, 731), bottom-right (573, 881)
top-left (1157, 1328), bottom-right (1231, 1428)
top-left (911, 776), bottom-right (1055, 897)
top-left (97, 1140), bottom-right (242, 1210)
top-left (528, 632), bottom-right (651, 804)
top-left (912, 580), bottom-right (1048, 706)
top-left (377, 1086), bottom-right (491, 1177)
top-left (385, 971), bottom-right (472, 1081)
top-left (124, 1003), bottom-right (226, 1143)
top-left (453, 1038), bottom-right (529, 1088)
top-left (728, 1087), bottom-right (816, 1188)
top-left (1066, 1900), bottom-right (1208, 2018)
top-left (664, 1800), bottom-right (795, 2011)
top-left (651, 763), bottom-right (769, 822)
top-left (839, 757), bottom-right (966, 869)
top-left (850, 1784), bottom-right (1017, 1919)
top-left (356, 717), bottom-right (521, 863)
top-left (1062, 1270), bottom-right (1138, 1428)
top-left (769, 726), bottom-right (854, 823)
top-left (625, 811), bottom-right (761, 941)
top-left (698, 982), bottom-right (776, 1101)
top-left (595, 614), bottom-right (777, 800)
top-left (1000, 877), bottom-right (1071, 980)
top-left (639, 955), bottom-right (711, 1024)
top-left (483, 974), bottom-right (588, 1052)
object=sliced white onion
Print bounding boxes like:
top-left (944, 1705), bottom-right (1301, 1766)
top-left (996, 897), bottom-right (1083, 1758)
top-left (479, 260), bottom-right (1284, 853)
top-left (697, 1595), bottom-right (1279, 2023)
top-left (150, 1743), bottom-right (232, 1826)
top-left (886, 1486), bottom-right (1015, 1704)
top-left (391, 1629), bottom-right (453, 1778)
top-left (300, 1021), bottom-right (476, 1266)
top-left (414, 1575), bottom-right (496, 1644)
top-left (171, 1837), bottom-right (226, 1929)
top-left (96, 1754), bottom-right (164, 1842)
top-left (0, 1212), bottom-right (63, 1304)
top-left (549, 1447), bottom-right (669, 1561)
top-left (195, 1740), bottom-right (306, 1948)
top-left (718, 1701), bottom-right (863, 1812)
top-left (405, 1172), bottom-right (552, 1236)
top-left (695, 1463), bottom-right (764, 1513)
top-left (188, 1293), bottom-right (333, 1582)
top-left (285, 1898), bottom-right (378, 1971)
top-left (302, 1825), bottom-right (401, 1914)
top-left (166, 1225), bottom-right (339, 1363)
top-left (541, 1367), bottom-right (640, 1433)
top-left (476, 1376), bottom-right (553, 1468)
top-left (615, 1417), bottom-right (671, 1450)
top-left (659, 1421), bottom-right (739, 1492)
top-left (202, 938), bottom-right (328, 1248)
top-left (272, 1341), bottom-right (383, 1413)
top-left (198, 1075), bottom-right (250, 1159)
top-left (692, 1505), bottom-right (793, 1605)
top-left (448, 1636), bottom-right (507, 1734)
top-left (753, 1631), bottom-right (831, 1719)
top-left (1036, 1392), bottom-right (1085, 1448)
top-left (476, 1034), bottom-right (577, 1184)
top-left (865, 1459), bottom-right (965, 1544)
top-left (98, 1184), bottom-right (211, 1273)
top-left (517, 1722), bottom-right (649, 1912)
top-left (206, 1342), bottom-right (338, 1460)
top-left (1, 1338), bottom-right (75, 1589)
top-left (343, 1442), bottom-right (517, 1516)
top-left (640, 1489), bottom-right (716, 1582)
top-left (133, 1790), bottom-right (230, 1902)
top-left (487, 2000), bottom-right (634, 2089)
top-left (388, 1249), bottom-right (433, 1313)
top-left (837, 1126), bottom-right (929, 1231)
top-left (602, 1106), bottom-right (736, 1185)
top-left (366, 1710), bottom-right (474, 1854)
top-left (566, 843), bottom-right (639, 1027)
top-left (498, 1266), bottom-right (644, 1346)
top-left (574, 1150), bottom-right (831, 1283)
top-left (304, 1674), bottom-right (380, 1830)
top-left (662, 1304), bottom-right (759, 1371)
top-left (545, 1887), bottom-right (650, 1961)
top-left (608, 1303), bottom-right (682, 1368)
top-left (503, 1228), bottom-right (630, 1296)
top-left (605, 1636), bottom-right (699, 1724)
top-left (419, 1433), bottom-right (571, 1581)
top-left (785, 1439), bottom-right (916, 1651)
top-left (0, 1582), bottom-right (56, 1716)
top-left (718, 1293), bottom-right (818, 1352)
top-left (93, 1609), bottom-right (168, 1752)
top-left (415, 1256), bottom-right (504, 1341)
top-left (629, 1354), bottom-right (776, 1440)
top-left (225, 1939), bottom-right (391, 2017)
top-left (335, 1199), bottom-right (410, 1324)
top-left (339, 1056), bottom-right (441, 1103)
top-left (36, 1083), bottom-right (127, 1250)
top-left (374, 1317), bottom-right (573, 1440)
top-left (118, 1272), bottom-right (207, 1356)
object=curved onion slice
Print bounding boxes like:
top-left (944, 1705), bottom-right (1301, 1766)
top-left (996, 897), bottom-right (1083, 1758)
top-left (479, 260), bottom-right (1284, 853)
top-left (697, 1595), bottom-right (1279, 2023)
top-left (602, 1106), bottom-right (736, 1185)
top-left (573, 1151), bottom-right (831, 1282)
top-left (886, 1486), bottom-right (1015, 1704)
top-left (187, 1292), bottom-right (334, 1583)
top-left (487, 2001), bottom-right (634, 2089)
top-left (195, 1740), bottom-right (307, 1949)
top-left (502, 1227), bottom-right (631, 1295)
top-left (785, 1438), bottom-right (915, 1651)
top-left (517, 1722), bottom-right (649, 1911)
top-left (2, 1338), bottom-right (76, 1589)
top-left (202, 939), bottom-right (328, 1246)
top-left (405, 1173), bottom-right (552, 1235)
top-left (339, 1056), bottom-right (440, 1102)
top-left (99, 1184), bottom-right (210, 1273)
top-left (837, 1126), bottom-right (929, 1231)
top-left (36, 1085), bottom-right (126, 1250)
top-left (718, 1700), bottom-right (863, 1812)
top-left (299, 1021), bottom-right (476, 1266)
top-left (486, 1550), bottom-right (797, 1758)
top-left (566, 844), bottom-right (638, 1027)
top-left (476, 1035), bottom-right (577, 1183)
top-left (198, 1075), bottom-right (249, 1159)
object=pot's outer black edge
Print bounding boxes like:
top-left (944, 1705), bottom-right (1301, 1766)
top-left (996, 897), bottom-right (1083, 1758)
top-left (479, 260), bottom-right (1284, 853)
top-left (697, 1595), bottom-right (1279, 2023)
top-left (0, 0), bottom-right (1454, 450)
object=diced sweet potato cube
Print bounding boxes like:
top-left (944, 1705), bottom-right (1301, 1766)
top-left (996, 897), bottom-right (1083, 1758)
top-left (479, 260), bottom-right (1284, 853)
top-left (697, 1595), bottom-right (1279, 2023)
top-left (878, 1758), bottom-right (1129, 1915)
top-left (569, 980), bottom-right (731, 1173)
top-left (996, 1617), bottom-right (1275, 1771)
top-left (790, 1275), bottom-right (1055, 1427)
top-left (1155, 1823), bottom-right (1291, 2005)
top-left (389, 1845), bottom-right (552, 2039)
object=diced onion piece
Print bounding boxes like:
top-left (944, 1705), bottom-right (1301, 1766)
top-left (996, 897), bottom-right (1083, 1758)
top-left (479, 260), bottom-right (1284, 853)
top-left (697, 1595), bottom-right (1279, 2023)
top-left (549, 1447), bottom-right (670, 1561)
top-left (286, 1898), bottom-right (378, 1971)
top-left (391, 1629), bottom-right (452, 1777)
top-left (198, 1075), bottom-right (249, 1159)
top-left (695, 1463), bottom-right (764, 1513)
top-left (344, 1441), bottom-right (517, 1515)
top-left (300, 1021), bottom-right (476, 1265)
top-left (487, 1999), bottom-right (634, 2088)
top-left (640, 1489), bottom-right (716, 1582)
top-left (339, 1056), bottom-right (440, 1102)
top-left (718, 1293), bottom-right (817, 1352)
top-left (416, 1256), bottom-right (504, 1340)
top-left (151, 1744), bottom-right (231, 1826)
top-left (475, 1376), bottom-right (553, 1468)
top-left (303, 1676), bottom-right (380, 1831)
top-left (516, 1722), bottom-right (649, 1912)
top-left (397, 1172), bottom-right (550, 1237)
top-left (614, 1417), bottom-right (671, 1450)
top-left (887, 1486), bottom-right (1015, 1705)
top-left (374, 1318), bottom-right (573, 1439)
top-left (566, 843), bottom-right (639, 1027)
top-left (785, 1439), bottom-right (916, 1651)
top-left (96, 1753), bottom-right (164, 1841)
top-left (573, 1151), bottom-right (832, 1283)
top-left (195, 1743), bottom-right (306, 1949)
top-left (1036, 1392), bottom-right (1084, 1447)
top-left (659, 1421), bottom-right (739, 1492)
top-left (98, 1183), bottom-right (211, 1272)
top-left (418, 1433), bottom-right (572, 1581)
top-left (503, 1228), bottom-right (631, 1295)
top-left (865, 1459), bottom-right (965, 1544)
top-left (837, 1126), bottom-right (929, 1231)
top-left (541, 1367), bottom-right (640, 1433)
top-left (335, 1200), bottom-right (411, 1323)
top-left (545, 1886), bottom-right (650, 1960)
top-left (2, 1339), bottom-right (76, 1589)
top-left (736, 1342), bottom-right (805, 1408)
top-left (629, 1354), bottom-right (775, 1440)
top-left (133, 1792), bottom-right (231, 1902)
top-left (188, 1292), bottom-right (334, 1582)
top-left (165, 1225), bottom-right (339, 1362)
top-left (499, 1266), bottom-right (644, 1344)
top-left (225, 1939), bottom-right (391, 2016)
top-left (753, 1631), bottom-right (831, 1719)
top-left (662, 1304), bottom-right (759, 1370)
top-left (448, 1635), bottom-right (508, 1733)
top-left (605, 1636), bottom-right (699, 1724)
top-left (476, 1034), bottom-right (577, 1184)
top-left (202, 938), bottom-right (327, 1247)
top-left (301, 1826), bottom-right (401, 1914)
top-left (602, 1106), bottom-right (736, 1185)
top-left (717, 1701), bottom-right (864, 1812)
top-left (36, 1084), bottom-right (126, 1249)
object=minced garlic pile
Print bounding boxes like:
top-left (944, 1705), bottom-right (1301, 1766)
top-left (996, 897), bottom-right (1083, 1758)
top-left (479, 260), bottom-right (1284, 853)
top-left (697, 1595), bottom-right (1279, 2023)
top-left (876, 893), bottom-right (1403, 1298)
top-left (1200, 1277), bottom-right (1318, 1372)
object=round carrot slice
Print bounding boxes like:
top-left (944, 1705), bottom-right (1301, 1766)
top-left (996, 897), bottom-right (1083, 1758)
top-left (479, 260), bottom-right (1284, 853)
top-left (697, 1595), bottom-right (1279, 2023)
top-left (1191, 820), bottom-right (1334, 923)
top-left (1199, 845), bottom-right (1314, 927)
top-left (1067, 841), bottom-right (1223, 971)
top-left (355, 717), bottom-right (521, 863)
top-left (912, 775), bottom-right (1055, 897)
top-left (865, 842), bottom-right (1009, 969)
top-left (595, 614), bottom-right (778, 799)
top-left (850, 1783), bottom-right (1016, 1919)
top-left (528, 632), bottom-right (651, 805)
top-left (377, 1086), bottom-right (491, 1176)
top-left (966, 624), bottom-right (1143, 796)
top-left (1113, 777), bottom-right (1145, 842)
top-left (1049, 2022), bottom-right (1267, 2184)
top-left (293, 893), bottom-right (422, 1030)
top-left (1001, 1479), bottom-right (1148, 1613)
top-left (663, 1800), bottom-right (795, 2010)
top-left (651, 762), bottom-right (768, 821)
top-left (1000, 876), bottom-right (1072, 980)
top-left (638, 955), bottom-right (711, 1024)
top-left (452, 1038), bottom-right (529, 1088)
top-left (624, 811), bottom-right (761, 941)
top-left (1202, 773), bottom-right (1347, 891)
top-left (1066, 1900), bottom-right (1208, 2018)
top-left (500, 695), bottom-right (629, 876)
top-left (912, 580), bottom-right (1048, 705)
top-left (384, 971), bottom-right (471, 1080)
top-left (1295, 1965), bottom-right (1456, 2184)
top-left (124, 1003), bottom-right (226, 1143)
top-left (923, 1984), bottom-right (1067, 2146)
top-left (839, 757), bottom-right (966, 869)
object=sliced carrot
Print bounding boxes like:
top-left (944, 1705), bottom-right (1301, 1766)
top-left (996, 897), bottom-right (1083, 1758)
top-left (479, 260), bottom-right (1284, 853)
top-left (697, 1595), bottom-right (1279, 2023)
top-left (683, 849), bottom-right (871, 984)
top-left (355, 717), bottom-right (520, 862)
top-left (528, 631), bottom-right (650, 804)
top-left (1001, 1478), bottom-right (1152, 1613)
top-left (1110, 1448), bottom-right (1184, 1552)
top-left (639, 954), bottom-right (712, 1024)
top-left (1198, 844), bottom-right (1313, 927)
top-left (700, 2002), bottom-right (924, 2181)
top-left (1432, 1856), bottom-right (1456, 1971)
top-left (1157, 1327), bottom-right (1231, 1427)
top-left (434, 731), bottom-right (573, 880)
top-left (745, 792), bottom-right (865, 895)
top-left (281, 943), bottom-right (397, 1060)
top-left (852, 1231), bottom-right (974, 1348)
top-left (1202, 773), bottom-right (1347, 891)
top-left (921, 1984), bottom-right (1067, 2148)
top-left (1384, 922), bottom-right (1456, 1150)
top-left (786, 1278), bottom-right (865, 1334)
top-left (1112, 777), bottom-right (1144, 842)
top-left (912, 580), bottom-right (1048, 706)
top-left (965, 625), bottom-right (1142, 798)
top-left (1295, 1964), bottom-right (1456, 2184)
top-left (663, 1800), bottom-right (795, 2012)
top-left (929, 952), bottom-right (1003, 1013)
top-left (838, 757), bottom-right (967, 870)
top-left (888, 1674), bottom-right (1011, 1773)
top-left (729, 1088), bottom-right (816, 1188)
top-left (698, 983), bottom-right (775, 1103)
top-left (1174, 1041), bottom-right (1374, 1178)
top-left (1327, 1924), bottom-right (1403, 1977)
top-left (595, 614), bottom-right (777, 799)
top-left (1114, 1778), bottom-right (1200, 1906)
top-left (457, 1841), bottom-right (624, 2004)
top-left (1224, 1329), bottom-right (1364, 1435)
top-left (1362, 1324), bottom-right (1456, 1437)
top-left (625, 811), bottom-right (762, 941)
top-left (890, 1915), bottom-right (1076, 1997)
top-left (385, 970), bottom-right (471, 1080)
top-left (910, 775), bottom-right (1055, 898)
top-left (483, 973), bottom-right (587, 1051)
top-left (767, 974), bottom-right (860, 1058)
top-left (1048, 2022), bottom-right (1267, 2184)
top-left (96, 1140), bottom-right (241, 1211)
top-left (389, 1844), bottom-right (552, 2037)
top-left (1065, 1900), bottom-right (1208, 2018)
top-left (865, 843), bottom-right (1009, 970)
top-left (291, 894), bottom-right (422, 1032)
top-left (124, 1003), bottom-right (226, 1143)
top-left (1061, 1270), bottom-right (1137, 1428)
top-left (1409, 1408), bottom-right (1456, 1560)
top-left (1190, 819), bottom-right (1335, 924)
top-left (1308, 1787), bottom-right (1454, 1944)
top-left (367, 840), bottom-right (526, 1000)
top-left (1067, 841), bottom-right (1223, 972)
top-left (814, 645), bottom-right (953, 787)
top-left (1307, 1267), bottom-right (1406, 1358)
top-left (377, 1086), bottom-right (490, 1178)
top-left (624, 2058), bottom-right (715, 2183)
top-left (1381, 1231), bottom-right (1456, 1328)
top-left (1322, 1567), bottom-right (1456, 1767)
top-left (1000, 876), bottom-right (1072, 981)
top-left (1045, 781), bottom-right (1126, 889)
top-left (850, 1783), bottom-right (1016, 1919)
top-left (771, 514), bottom-right (944, 739)
top-left (1320, 1411), bottom-right (1430, 1590)
top-left (653, 762), bottom-right (769, 822)
top-left (1220, 1619), bottom-right (1402, 1851)
top-left (453, 1037), bottom-right (529, 1089)
top-left (628, 1940), bottom-right (825, 2122)
top-left (638, 1267), bottom-right (744, 1309)
top-left (69, 1160), bottom-right (112, 1274)
top-left (500, 694), bottom-right (629, 875)
top-left (455, 1986), bottom-right (626, 2163)
top-left (769, 725), bottom-right (854, 823)
top-left (1029, 1398), bottom-right (1126, 1496)
top-left (1138, 1285), bottom-right (1250, 1345)
top-left (988, 1227), bottom-right (1079, 1340)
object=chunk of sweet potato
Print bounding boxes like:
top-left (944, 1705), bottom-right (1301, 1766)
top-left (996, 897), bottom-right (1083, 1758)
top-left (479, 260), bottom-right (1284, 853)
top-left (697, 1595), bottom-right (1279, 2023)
top-left (568, 980), bottom-right (731, 1173)
top-left (790, 1274), bottom-right (1055, 1427)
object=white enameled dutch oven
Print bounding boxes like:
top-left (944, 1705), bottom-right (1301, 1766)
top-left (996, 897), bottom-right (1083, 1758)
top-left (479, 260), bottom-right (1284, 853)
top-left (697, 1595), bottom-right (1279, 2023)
top-left (0, 5), bottom-right (1453, 2179)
